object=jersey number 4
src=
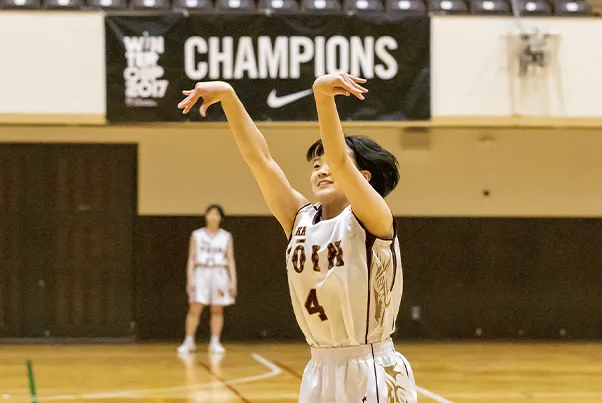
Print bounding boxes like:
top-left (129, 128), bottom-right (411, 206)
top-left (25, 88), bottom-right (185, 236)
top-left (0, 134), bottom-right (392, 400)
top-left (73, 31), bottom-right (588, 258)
top-left (305, 289), bottom-right (328, 321)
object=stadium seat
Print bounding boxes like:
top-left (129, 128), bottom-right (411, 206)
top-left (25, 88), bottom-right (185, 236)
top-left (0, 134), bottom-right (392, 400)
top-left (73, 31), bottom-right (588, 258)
top-left (86, 0), bottom-right (127, 8)
top-left (301, 0), bottom-right (342, 12)
top-left (258, 0), bottom-right (299, 12)
top-left (429, 0), bottom-right (469, 13)
top-left (0, 0), bottom-right (41, 9)
top-left (344, 0), bottom-right (384, 12)
top-left (470, 0), bottom-right (512, 14)
top-left (132, 0), bottom-right (170, 9)
top-left (216, 0), bottom-right (256, 11)
top-left (173, 0), bottom-right (213, 10)
top-left (518, 0), bottom-right (552, 14)
top-left (386, 0), bottom-right (427, 14)
top-left (44, 0), bottom-right (83, 8)
top-left (554, 0), bottom-right (591, 14)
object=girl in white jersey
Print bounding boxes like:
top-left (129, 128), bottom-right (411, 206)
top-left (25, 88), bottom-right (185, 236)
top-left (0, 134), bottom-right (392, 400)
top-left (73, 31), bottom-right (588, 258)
top-left (178, 74), bottom-right (417, 403)
top-left (178, 204), bottom-right (237, 354)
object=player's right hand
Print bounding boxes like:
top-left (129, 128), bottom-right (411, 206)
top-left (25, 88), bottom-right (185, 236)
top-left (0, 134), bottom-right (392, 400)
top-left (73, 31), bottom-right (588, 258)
top-left (186, 283), bottom-right (195, 301)
top-left (178, 81), bottom-right (234, 117)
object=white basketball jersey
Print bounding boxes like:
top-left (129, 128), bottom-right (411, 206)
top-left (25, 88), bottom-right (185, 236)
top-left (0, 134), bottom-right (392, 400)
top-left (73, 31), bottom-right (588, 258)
top-left (192, 228), bottom-right (230, 268)
top-left (286, 204), bottom-right (403, 348)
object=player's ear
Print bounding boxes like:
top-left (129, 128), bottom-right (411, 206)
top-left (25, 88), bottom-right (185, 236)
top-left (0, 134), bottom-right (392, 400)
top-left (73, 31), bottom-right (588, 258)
top-left (360, 170), bottom-right (371, 182)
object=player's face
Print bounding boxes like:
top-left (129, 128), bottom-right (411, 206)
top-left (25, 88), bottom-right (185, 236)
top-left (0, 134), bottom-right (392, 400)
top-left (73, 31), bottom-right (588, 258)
top-left (205, 208), bottom-right (222, 228)
top-left (310, 157), bottom-right (346, 203)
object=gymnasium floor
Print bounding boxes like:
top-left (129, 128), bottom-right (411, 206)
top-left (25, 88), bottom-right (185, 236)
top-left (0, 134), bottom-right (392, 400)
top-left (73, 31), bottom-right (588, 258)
top-left (2, 343), bottom-right (602, 403)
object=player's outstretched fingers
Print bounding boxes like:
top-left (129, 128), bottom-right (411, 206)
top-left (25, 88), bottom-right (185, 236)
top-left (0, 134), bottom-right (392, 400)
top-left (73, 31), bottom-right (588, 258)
top-left (341, 76), bottom-right (365, 100)
top-left (345, 73), bottom-right (368, 84)
top-left (343, 74), bottom-right (368, 94)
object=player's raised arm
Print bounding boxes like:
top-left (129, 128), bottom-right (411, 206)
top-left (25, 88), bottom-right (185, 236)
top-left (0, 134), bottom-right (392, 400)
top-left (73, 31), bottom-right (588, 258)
top-left (312, 73), bottom-right (393, 239)
top-left (178, 82), bottom-right (308, 235)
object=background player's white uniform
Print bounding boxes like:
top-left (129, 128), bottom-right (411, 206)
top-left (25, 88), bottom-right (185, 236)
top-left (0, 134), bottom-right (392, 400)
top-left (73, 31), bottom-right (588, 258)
top-left (287, 204), bottom-right (418, 403)
top-left (192, 228), bottom-right (234, 306)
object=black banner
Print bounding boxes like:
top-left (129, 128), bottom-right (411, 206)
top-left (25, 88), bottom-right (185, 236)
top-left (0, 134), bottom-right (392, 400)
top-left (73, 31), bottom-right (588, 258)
top-left (105, 14), bottom-right (430, 123)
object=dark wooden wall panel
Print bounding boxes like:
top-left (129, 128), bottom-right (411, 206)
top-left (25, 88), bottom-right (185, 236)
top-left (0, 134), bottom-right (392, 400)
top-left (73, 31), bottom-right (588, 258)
top-left (46, 146), bottom-right (136, 338)
top-left (0, 149), bottom-right (29, 337)
top-left (396, 218), bottom-right (602, 340)
top-left (0, 144), bottom-right (136, 339)
top-left (136, 216), bottom-right (602, 341)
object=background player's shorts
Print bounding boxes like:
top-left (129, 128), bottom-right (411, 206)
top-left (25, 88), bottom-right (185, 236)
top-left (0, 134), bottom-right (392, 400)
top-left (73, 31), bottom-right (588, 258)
top-left (299, 340), bottom-right (418, 403)
top-left (192, 267), bottom-right (235, 306)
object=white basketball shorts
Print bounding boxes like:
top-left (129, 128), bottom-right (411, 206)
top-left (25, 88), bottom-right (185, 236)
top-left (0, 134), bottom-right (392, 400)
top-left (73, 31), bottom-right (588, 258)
top-left (299, 339), bottom-right (418, 403)
top-left (192, 267), bottom-right (235, 306)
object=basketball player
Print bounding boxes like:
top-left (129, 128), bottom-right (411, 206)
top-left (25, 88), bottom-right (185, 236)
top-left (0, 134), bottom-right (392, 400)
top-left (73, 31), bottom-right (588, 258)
top-left (177, 73), bottom-right (417, 402)
top-left (178, 204), bottom-right (236, 354)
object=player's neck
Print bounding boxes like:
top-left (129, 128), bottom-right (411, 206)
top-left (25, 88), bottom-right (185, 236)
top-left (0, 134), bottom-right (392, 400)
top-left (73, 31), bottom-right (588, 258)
top-left (206, 226), bottom-right (220, 234)
top-left (320, 200), bottom-right (349, 220)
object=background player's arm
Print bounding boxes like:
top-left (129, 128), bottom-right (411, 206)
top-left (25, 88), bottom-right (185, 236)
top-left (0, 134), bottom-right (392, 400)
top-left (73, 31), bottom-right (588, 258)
top-left (226, 235), bottom-right (237, 298)
top-left (178, 82), bottom-right (307, 235)
top-left (312, 74), bottom-right (393, 239)
top-left (186, 235), bottom-right (195, 300)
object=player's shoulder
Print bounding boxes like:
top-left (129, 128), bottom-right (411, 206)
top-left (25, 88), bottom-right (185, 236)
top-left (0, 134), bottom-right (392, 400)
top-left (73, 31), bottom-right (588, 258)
top-left (348, 207), bottom-right (396, 245)
top-left (191, 228), bottom-right (205, 236)
top-left (287, 203), bottom-right (316, 240)
top-left (219, 228), bottom-right (232, 238)
top-left (297, 203), bottom-right (317, 217)
top-left (295, 203), bottom-right (320, 226)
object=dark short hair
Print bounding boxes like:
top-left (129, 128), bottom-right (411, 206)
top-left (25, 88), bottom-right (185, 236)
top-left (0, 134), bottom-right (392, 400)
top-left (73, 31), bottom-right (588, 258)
top-left (306, 135), bottom-right (400, 197)
top-left (205, 204), bottom-right (225, 218)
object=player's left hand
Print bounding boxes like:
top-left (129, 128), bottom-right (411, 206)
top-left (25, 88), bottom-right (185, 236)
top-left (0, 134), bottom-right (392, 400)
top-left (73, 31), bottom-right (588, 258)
top-left (229, 283), bottom-right (237, 298)
top-left (177, 81), bottom-right (234, 116)
top-left (313, 73), bottom-right (368, 100)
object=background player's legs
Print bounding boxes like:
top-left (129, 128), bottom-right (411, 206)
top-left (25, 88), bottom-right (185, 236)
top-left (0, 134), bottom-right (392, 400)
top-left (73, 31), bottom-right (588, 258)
top-left (209, 305), bottom-right (225, 353)
top-left (187, 303), bottom-right (205, 338)
top-left (178, 303), bottom-right (204, 353)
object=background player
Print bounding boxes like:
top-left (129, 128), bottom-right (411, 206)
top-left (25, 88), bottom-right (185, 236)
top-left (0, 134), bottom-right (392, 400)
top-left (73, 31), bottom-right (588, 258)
top-left (178, 204), bottom-right (237, 354)
top-left (177, 74), bottom-right (417, 402)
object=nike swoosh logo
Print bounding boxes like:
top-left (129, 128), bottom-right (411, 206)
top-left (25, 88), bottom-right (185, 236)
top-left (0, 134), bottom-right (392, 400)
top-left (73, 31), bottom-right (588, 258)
top-left (266, 89), bottom-right (313, 109)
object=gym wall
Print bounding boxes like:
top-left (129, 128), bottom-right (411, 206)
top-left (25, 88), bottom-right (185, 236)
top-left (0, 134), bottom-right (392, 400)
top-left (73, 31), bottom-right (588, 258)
top-left (1, 125), bottom-right (600, 340)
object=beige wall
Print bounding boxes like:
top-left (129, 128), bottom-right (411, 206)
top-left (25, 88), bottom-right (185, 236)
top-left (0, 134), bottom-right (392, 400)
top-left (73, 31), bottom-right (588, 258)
top-left (0, 124), bottom-right (600, 217)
